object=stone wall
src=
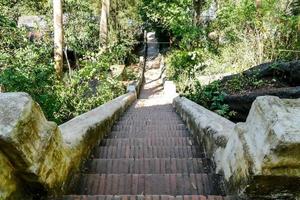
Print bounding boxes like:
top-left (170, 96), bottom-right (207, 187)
top-left (0, 91), bottom-right (136, 199)
top-left (215, 96), bottom-right (300, 199)
top-left (173, 95), bottom-right (300, 199)
top-left (173, 96), bottom-right (235, 158)
top-left (0, 57), bottom-right (144, 199)
top-left (0, 151), bottom-right (21, 199)
top-left (0, 92), bottom-right (64, 199)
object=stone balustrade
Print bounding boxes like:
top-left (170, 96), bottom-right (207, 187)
top-left (173, 94), bottom-right (300, 199)
top-left (215, 96), bottom-right (300, 199)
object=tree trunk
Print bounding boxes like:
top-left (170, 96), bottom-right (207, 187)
top-left (53, 0), bottom-right (64, 79)
top-left (193, 0), bottom-right (205, 25)
top-left (256, 0), bottom-right (262, 9)
top-left (100, 0), bottom-right (110, 48)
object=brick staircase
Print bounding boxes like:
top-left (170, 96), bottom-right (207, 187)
top-left (61, 66), bottom-right (229, 200)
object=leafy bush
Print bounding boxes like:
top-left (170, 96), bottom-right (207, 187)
top-left (158, 0), bottom-right (300, 118)
top-left (0, 15), bottom-right (59, 121)
top-left (222, 75), bottom-right (268, 94)
top-left (206, 0), bottom-right (300, 72)
top-left (0, 1), bottom-right (140, 124)
top-left (185, 81), bottom-right (233, 117)
top-left (0, 28), bottom-right (127, 124)
top-left (167, 50), bottom-right (202, 80)
top-left (140, 0), bottom-right (193, 36)
top-left (63, 1), bottom-right (100, 55)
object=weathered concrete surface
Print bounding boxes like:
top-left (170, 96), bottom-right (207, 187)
top-left (61, 94), bottom-right (136, 148)
top-left (215, 96), bottom-right (300, 198)
top-left (0, 93), bottom-right (68, 196)
top-left (0, 151), bottom-right (19, 200)
top-left (173, 94), bottom-right (300, 198)
top-left (173, 96), bottom-right (235, 157)
top-left (0, 90), bottom-right (138, 199)
top-left (60, 93), bottom-right (136, 187)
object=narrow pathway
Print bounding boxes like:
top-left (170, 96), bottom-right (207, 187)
top-left (62, 33), bottom-right (228, 200)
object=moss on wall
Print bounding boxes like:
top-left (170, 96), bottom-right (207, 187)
top-left (0, 151), bottom-right (18, 200)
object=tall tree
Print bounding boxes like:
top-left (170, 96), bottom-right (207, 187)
top-left (99, 0), bottom-right (110, 48)
top-left (53, 0), bottom-right (64, 78)
top-left (193, 0), bottom-right (205, 25)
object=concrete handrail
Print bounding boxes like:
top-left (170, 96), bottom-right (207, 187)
top-left (172, 86), bottom-right (300, 198)
top-left (173, 96), bottom-right (235, 157)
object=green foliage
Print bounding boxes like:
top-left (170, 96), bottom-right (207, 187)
top-left (0, 1), bottom-right (141, 124)
top-left (158, 0), bottom-right (300, 118)
top-left (0, 17), bottom-right (127, 124)
top-left (54, 55), bottom-right (125, 123)
top-left (166, 47), bottom-right (215, 93)
top-left (0, 16), bottom-right (59, 121)
top-left (123, 66), bottom-right (139, 81)
top-left (206, 0), bottom-right (300, 72)
top-left (185, 81), bottom-right (233, 117)
top-left (108, 0), bottom-right (143, 49)
top-left (139, 0), bottom-right (203, 44)
top-left (223, 75), bottom-right (267, 94)
top-left (62, 1), bottom-right (103, 54)
top-left (213, 0), bottom-right (257, 43)
top-left (140, 0), bottom-right (192, 31)
top-left (0, 0), bottom-right (49, 21)
top-left (167, 50), bottom-right (203, 80)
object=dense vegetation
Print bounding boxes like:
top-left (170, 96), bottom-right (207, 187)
top-left (140, 0), bottom-right (300, 117)
top-left (0, 0), bottom-right (142, 123)
top-left (1, 0), bottom-right (300, 122)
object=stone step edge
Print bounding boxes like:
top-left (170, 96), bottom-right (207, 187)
top-left (99, 138), bottom-right (195, 145)
top-left (59, 195), bottom-right (234, 200)
top-left (84, 158), bottom-right (215, 173)
top-left (107, 130), bottom-right (190, 133)
top-left (76, 173), bottom-right (223, 176)
top-left (87, 158), bottom-right (211, 161)
top-left (102, 137), bottom-right (193, 139)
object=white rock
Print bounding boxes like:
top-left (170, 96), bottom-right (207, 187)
top-left (215, 96), bottom-right (300, 196)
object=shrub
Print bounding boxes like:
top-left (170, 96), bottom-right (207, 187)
top-left (185, 81), bottom-right (233, 117)
top-left (162, 0), bottom-right (300, 118)
top-left (0, 8), bottom-right (138, 124)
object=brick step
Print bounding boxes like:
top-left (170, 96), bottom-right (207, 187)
top-left (72, 173), bottom-right (225, 195)
top-left (121, 110), bottom-right (179, 114)
top-left (121, 111), bottom-right (179, 115)
top-left (125, 108), bottom-right (175, 112)
top-left (112, 124), bottom-right (187, 131)
top-left (121, 111), bottom-right (180, 116)
top-left (84, 158), bottom-right (214, 174)
top-left (123, 109), bottom-right (176, 113)
top-left (119, 116), bottom-right (182, 121)
top-left (93, 146), bottom-right (204, 159)
top-left (109, 131), bottom-right (190, 138)
top-left (115, 120), bottom-right (184, 126)
top-left (100, 137), bottom-right (194, 146)
top-left (60, 195), bottom-right (232, 200)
